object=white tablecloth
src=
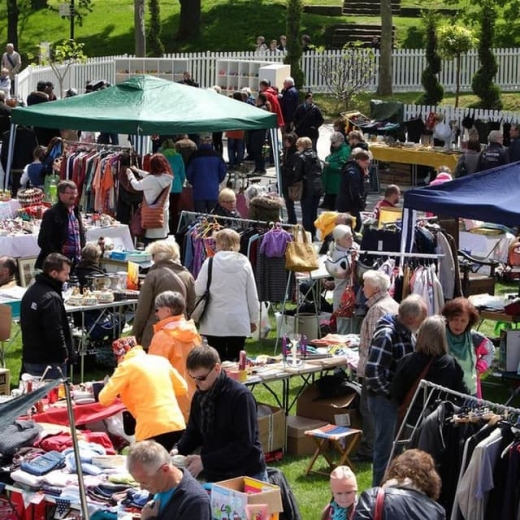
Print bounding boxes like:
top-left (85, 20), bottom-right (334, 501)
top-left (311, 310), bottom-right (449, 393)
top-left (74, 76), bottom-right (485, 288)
top-left (0, 225), bottom-right (134, 258)
top-left (0, 199), bottom-right (21, 219)
top-left (459, 231), bottom-right (514, 264)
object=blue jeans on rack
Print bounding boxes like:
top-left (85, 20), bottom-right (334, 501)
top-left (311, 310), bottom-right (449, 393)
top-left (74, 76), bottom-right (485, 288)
top-left (368, 393), bottom-right (398, 486)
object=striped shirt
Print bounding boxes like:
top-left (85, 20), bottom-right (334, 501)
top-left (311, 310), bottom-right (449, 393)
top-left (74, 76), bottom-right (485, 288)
top-left (61, 208), bottom-right (81, 264)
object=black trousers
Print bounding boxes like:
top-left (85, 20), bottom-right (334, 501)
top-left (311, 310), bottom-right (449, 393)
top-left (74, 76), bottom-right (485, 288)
top-left (204, 335), bottom-right (246, 362)
top-left (147, 429), bottom-right (185, 451)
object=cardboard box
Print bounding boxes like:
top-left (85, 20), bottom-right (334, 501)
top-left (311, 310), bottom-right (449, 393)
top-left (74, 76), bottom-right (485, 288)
top-left (0, 368), bottom-right (10, 395)
top-left (257, 403), bottom-right (286, 453)
top-left (499, 330), bottom-right (520, 372)
top-left (211, 476), bottom-right (283, 520)
top-left (296, 383), bottom-right (361, 429)
top-left (286, 415), bottom-right (328, 457)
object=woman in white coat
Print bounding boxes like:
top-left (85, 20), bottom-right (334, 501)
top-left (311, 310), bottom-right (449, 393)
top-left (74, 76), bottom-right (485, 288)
top-left (195, 228), bottom-right (259, 361)
top-left (127, 153), bottom-right (173, 242)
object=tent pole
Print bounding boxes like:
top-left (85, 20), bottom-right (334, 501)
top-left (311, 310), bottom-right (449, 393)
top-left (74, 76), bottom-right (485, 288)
top-left (63, 378), bottom-right (90, 520)
top-left (5, 123), bottom-right (17, 191)
top-left (271, 128), bottom-right (282, 196)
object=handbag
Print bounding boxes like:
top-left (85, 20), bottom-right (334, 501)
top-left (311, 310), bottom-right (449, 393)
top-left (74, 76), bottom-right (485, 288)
top-left (288, 180), bottom-right (303, 201)
top-left (285, 225), bottom-right (319, 272)
top-left (397, 359), bottom-right (433, 427)
top-left (189, 257), bottom-right (213, 323)
top-left (141, 186), bottom-right (170, 229)
top-left (335, 285), bottom-right (356, 318)
top-left (373, 487), bottom-right (385, 520)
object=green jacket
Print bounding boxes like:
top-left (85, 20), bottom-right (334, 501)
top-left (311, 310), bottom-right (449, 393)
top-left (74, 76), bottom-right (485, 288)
top-left (322, 142), bottom-right (350, 194)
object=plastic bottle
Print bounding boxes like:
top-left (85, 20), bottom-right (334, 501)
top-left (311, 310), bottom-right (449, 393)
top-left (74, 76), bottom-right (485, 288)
top-left (238, 350), bottom-right (247, 371)
top-left (301, 335), bottom-right (308, 357)
top-left (49, 177), bottom-right (58, 204)
top-left (282, 335), bottom-right (287, 357)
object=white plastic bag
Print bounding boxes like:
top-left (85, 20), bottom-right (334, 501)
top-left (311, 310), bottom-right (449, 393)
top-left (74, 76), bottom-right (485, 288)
top-left (252, 302), bottom-right (271, 340)
top-left (275, 311), bottom-right (295, 339)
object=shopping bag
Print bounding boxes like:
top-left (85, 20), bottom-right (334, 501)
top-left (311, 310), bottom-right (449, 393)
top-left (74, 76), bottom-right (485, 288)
top-left (335, 285), bottom-right (356, 318)
top-left (285, 225), bottom-right (319, 272)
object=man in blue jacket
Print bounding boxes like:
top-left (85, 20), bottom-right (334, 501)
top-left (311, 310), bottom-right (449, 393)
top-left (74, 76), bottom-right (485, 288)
top-left (186, 133), bottom-right (226, 214)
top-left (127, 441), bottom-right (211, 520)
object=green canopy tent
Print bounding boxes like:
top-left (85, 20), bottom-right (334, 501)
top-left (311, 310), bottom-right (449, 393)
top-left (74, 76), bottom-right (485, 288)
top-left (6, 75), bottom-right (280, 188)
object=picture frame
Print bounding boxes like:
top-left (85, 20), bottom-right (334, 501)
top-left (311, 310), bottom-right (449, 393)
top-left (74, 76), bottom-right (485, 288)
top-left (17, 256), bottom-right (37, 288)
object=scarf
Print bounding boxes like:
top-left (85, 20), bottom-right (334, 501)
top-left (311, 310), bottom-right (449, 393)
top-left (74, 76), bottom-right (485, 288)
top-left (326, 499), bottom-right (352, 520)
top-left (447, 329), bottom-right (476, 394)
top-left (197, 370), bottom-right (227, 435)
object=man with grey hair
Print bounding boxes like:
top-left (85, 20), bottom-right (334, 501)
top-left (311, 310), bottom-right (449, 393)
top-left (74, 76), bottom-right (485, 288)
top-left (127, 440), bottom-right (211, 520)
top-left (280, 76), bottom-right (298, 132)
top-left (353, 270), bottom-right (399, 463)
top-left (365, 293), bottom-right (427, 486)
top-left (1, 43), bottom-right (21, 95)
top-left (476, 129), bottom-right (509, 172)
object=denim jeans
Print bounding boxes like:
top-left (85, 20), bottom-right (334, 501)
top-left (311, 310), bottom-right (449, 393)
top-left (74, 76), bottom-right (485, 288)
top-left (250, 469), bottom-right (269, 482)
top-left (23, 362), bottom-right (67, 380)
top-left (227, 139), bottom-right (244, 169)
top-left (368, 394), bottom-right (398, 486)
top-left (358, 378), bottom-right (375, 457)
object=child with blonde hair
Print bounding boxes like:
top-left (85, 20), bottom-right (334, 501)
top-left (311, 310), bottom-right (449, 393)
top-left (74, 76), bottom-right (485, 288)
top-left (321, 466), bottom-right (358, 519)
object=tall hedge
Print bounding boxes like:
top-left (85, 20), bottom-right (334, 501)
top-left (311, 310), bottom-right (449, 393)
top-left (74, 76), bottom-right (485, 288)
top-left (147, 0), bottom-right (164, 57)
top-left (471, 1), bottom-right (502, 109)
top-left (285, 0), bottom-right (305, 91)
top-left (417, 13), bottom-right (444, 106)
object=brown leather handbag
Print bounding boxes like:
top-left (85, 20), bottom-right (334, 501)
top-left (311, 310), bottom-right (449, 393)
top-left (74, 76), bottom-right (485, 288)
top-left (285, 225), bottom-right (319, 272)
top-left (141, 187), bottom-right (169, 229)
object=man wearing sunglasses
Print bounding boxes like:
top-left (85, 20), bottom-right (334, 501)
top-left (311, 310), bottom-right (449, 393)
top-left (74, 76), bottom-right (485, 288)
top-left (175, 345), bottom-right (267, 482)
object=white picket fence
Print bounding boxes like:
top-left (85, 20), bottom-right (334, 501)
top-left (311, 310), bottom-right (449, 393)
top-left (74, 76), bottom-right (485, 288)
top-left (14, 48), bottom-right (520, 105)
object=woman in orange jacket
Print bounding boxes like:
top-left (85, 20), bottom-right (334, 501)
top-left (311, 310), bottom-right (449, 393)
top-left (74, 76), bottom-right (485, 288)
top-left (98, 336), bottom-right (187, 450)
top-left (148, 291), bottom-right (202, 420)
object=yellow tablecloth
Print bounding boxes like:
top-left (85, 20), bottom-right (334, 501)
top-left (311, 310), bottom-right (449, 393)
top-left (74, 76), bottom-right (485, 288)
top-left (370, 145), bottom-right (460, 170)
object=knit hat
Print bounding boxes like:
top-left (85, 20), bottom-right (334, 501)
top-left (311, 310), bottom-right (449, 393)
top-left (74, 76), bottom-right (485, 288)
top-left (429, 172), bottom-right (453, 186)
top-left (332, 225), bottom-right (353, 241)
top-left (330, 466), bottom-right (358, 492)
top-left (112, 336), bottom-right (137, 362)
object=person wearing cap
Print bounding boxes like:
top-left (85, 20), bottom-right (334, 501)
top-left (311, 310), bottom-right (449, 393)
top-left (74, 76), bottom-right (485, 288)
top-left (322, 466), bottom-right (358, 520)
top-left (186, 133), bottom-right (226, 213)
top-left (325, 224), bottom-right (360, 334)
top-left (322, 131), bottom-right (351, 210)
top-left (98, 337), bottom-right (188, 451)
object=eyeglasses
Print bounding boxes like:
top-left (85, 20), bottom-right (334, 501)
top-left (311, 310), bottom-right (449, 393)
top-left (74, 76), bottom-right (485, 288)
top-left (63, 190), bottom-right (78, 195)
top-left (188, 366), bottom-right (215, 382)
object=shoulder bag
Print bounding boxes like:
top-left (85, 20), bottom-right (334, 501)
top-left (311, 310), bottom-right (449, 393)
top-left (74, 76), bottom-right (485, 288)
top-left (141, 186), bottom-right (170, 229)
top-left (288, 181), bottom-right (303, 201)
top-left (373, 487), bottom-right (385, 520)
top-left (189, 257), bottom-right (213, 323)
top-left (335, 266), bottom-right (356, 318)
top-left (285, 225), bottom-right (319, 272)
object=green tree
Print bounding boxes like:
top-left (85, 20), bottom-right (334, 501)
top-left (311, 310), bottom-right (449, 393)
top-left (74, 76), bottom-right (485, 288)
top-left (471, 0), bottom-right (502, 109)
top-left (320, 42), bottom-right (376, 110)
top-left (284, 0), bottom-right (305, 91)
top-left (437, 25), bottom-right (477, 107)
top-left (147, 0), bottom-right (164, 56)
top-left (417, 12), bottom-right (444, 106)
top-left (177, 0), bottom-right (201, 40)
top-left (135, 0), bottom-right (146, 57)
top-left (377, 0), bottom-right (393, 96)
top-left (39, 39), bottom-right (88, 98)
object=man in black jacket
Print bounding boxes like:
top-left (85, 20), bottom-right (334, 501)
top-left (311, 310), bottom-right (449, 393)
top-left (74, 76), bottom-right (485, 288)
top-left (36, 180), bottom-right (86, 270)
top-left (293, 93), bottom-right (324, 151)
top-left (21, 253), bottom-right (73, 379)
top-left (476, 130), bottom-right (509, 172)
top-left (176, 345), bottom-right (267, 482)
top-left (127, 441), bottom-right (211, 520)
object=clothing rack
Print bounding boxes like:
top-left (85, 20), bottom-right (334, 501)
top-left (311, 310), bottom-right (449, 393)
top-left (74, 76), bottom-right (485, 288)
top-left (389, 379), bottom-right (520, 464)
top-left (62, 139), bottom-right (133, 152)
top-left (177, 210), bottom-right (294, 233)
top-left (358, 250), bottom-right (443, 259)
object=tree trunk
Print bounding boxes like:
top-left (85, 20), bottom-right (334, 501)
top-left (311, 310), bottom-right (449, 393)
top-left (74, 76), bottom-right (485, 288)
top-left (134, 0), bottom-right (146, 57)
top-left (455, 54), bottom-right (460, 108)
top-left (377, 0), bottom-right (393, 96)
top-left (7, 0), bottom-right (20, 50)
top-left (177, 0), bottom-right (201, 40)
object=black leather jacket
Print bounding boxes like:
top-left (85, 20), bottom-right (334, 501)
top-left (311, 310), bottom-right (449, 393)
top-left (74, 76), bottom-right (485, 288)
top-left (353, 486), bottom-right (446, 520)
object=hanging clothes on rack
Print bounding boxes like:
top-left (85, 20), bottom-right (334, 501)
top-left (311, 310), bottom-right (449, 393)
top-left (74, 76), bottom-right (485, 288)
top-left (395, 380), bottom-right (520, 520)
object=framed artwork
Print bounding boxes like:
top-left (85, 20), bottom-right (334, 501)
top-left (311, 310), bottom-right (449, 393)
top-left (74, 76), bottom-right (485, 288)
top-left (17, 256), bottom-right (37, 288)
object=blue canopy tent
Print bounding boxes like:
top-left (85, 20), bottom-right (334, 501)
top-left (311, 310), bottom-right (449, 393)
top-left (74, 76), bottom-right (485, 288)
top-left (401, 162), bottom-right (520, 252)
